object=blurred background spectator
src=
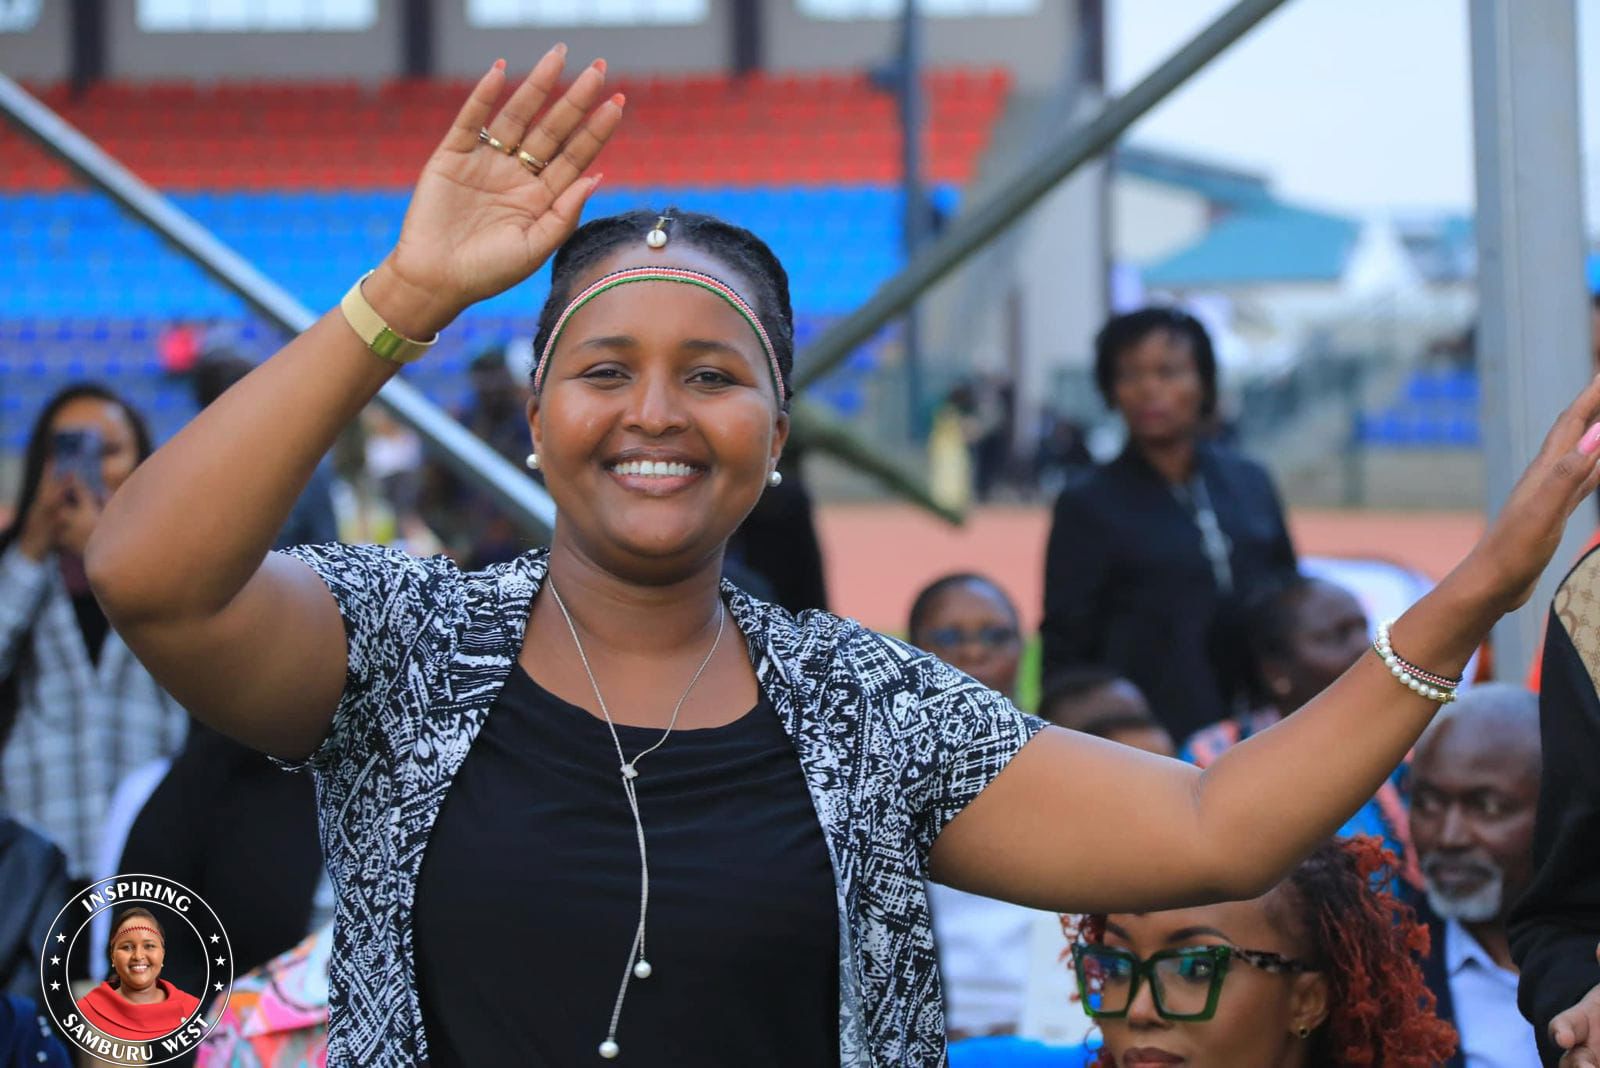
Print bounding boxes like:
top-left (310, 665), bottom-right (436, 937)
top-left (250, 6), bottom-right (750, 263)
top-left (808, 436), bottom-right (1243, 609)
top-left (1041, 308), bottom-right (1298, 741)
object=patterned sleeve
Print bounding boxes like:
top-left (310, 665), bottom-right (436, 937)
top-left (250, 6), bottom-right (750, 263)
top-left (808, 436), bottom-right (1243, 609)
top-left (880, 636), bottom-right (1049, 865)
top-left (271, 542), bottom-right (447, 773)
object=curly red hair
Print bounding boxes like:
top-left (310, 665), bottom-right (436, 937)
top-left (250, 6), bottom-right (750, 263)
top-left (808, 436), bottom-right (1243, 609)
top-left (1064, 837), bottom-right (1457, 1067)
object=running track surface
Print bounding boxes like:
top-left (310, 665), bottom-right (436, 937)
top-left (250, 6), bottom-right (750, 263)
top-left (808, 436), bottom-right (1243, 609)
top-left (818, 505), bottom-right (1487, 632)
top-left (0, 502), bottom-right (1482, 634)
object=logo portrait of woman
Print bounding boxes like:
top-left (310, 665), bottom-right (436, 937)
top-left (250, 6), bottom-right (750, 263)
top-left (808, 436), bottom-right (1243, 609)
top-left (74, 907), bottom-right (202, 1043)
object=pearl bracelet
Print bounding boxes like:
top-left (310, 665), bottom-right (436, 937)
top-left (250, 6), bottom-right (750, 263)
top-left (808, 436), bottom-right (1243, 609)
top-left (1373, 620), bottom-right (1459, 704)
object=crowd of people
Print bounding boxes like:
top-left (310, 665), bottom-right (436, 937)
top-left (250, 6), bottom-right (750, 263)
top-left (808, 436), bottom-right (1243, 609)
top-left (6, 47), bottom-right (1600, 1068)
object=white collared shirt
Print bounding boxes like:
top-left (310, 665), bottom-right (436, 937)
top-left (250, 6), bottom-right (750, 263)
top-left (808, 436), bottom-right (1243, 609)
top-left (1446, 918), bottom-right (1541, 1068)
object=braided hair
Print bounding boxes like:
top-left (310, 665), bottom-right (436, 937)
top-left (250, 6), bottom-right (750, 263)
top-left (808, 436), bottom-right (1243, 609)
top-left (531, 209), bottom-right (795, 407)
top-left (1067, 837), bottom-right (1458, 1067)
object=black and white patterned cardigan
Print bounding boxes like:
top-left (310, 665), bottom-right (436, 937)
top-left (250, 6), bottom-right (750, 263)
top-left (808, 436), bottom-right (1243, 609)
top-left (278, 542), bottom-right (1046, 1067)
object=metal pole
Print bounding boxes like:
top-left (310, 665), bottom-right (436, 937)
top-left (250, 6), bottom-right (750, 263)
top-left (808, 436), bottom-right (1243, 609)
top-left (793, 0), bottom-right (1291, 390)
top-left (898, 0), bottom-right (926, 439)
top-left (0, 71), bottom-right (556, 537)
top-left (1469, 0), bottom-right (1591, 680)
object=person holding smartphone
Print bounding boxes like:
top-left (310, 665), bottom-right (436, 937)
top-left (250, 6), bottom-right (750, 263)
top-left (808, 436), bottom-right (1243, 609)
top-left (0, 385), bottom-right (188, 883)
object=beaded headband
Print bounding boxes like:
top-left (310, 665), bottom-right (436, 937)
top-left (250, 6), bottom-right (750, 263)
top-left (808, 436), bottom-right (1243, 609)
top-left (533, 267), bottom-right (787, 402)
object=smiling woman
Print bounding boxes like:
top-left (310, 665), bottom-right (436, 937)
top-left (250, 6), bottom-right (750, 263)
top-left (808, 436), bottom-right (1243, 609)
top-left (75, 908), bottom-right (201, 1043)
top-left (78, 44), bottom-right (1600, 1068)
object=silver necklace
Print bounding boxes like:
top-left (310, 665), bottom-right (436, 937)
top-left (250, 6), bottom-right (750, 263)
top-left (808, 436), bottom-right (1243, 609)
top-left (545, 578), bottom-right (726, 1061)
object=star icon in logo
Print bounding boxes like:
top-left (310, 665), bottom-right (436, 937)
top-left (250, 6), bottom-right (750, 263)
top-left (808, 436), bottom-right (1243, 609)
top-left (49, 957), bottom-right (59, 966)
top-left (49, 982), bottom-right (59, 991)
top-left (215, 957), bottom-right (224, 966)
top-left (209, 934), bottom-right (220, 944)
top-left (214, 982), bottom-right (224, 992)
top-left (54, 934), bottom-right (64, 943)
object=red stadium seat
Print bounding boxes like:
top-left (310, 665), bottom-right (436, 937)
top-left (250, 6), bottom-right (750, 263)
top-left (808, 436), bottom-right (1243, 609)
top-left (0, 68), bottom-right (1011, 192)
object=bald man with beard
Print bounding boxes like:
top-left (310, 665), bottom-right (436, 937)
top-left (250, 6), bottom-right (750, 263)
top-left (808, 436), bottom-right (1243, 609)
top-left (1410, 684), bottom-right (1542, 1068)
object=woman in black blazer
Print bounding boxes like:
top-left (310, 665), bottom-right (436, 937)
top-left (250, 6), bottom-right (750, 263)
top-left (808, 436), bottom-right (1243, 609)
top-left (1041, 308), bottom-right (1297, 742)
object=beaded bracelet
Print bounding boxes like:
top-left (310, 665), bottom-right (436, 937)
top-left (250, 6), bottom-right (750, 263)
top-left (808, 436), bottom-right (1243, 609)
top-left (1373, 620), bottom-right (1460, 704)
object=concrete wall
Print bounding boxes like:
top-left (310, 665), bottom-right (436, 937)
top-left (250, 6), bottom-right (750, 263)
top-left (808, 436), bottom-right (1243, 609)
top-left (0, 1), bottom-right (1069, 84)
top-left (764, 2), bottom-right (1071, 91)
top-left (433, 1), bottom-right (729, 77)
top-left (105, 1), bottom-right (404, 80)
top-left (0, 0), bottom-right (69, 82)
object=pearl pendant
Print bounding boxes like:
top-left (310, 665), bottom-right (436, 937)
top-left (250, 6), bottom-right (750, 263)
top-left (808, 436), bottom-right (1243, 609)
top-left (646, 228), bottom-right (668, 249)
top-left (599, 1039), bottom-right (621, 1059)
top-left (633, 959), bottom-right (652, 979)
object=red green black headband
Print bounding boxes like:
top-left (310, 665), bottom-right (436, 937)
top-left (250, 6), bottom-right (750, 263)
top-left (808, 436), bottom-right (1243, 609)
top-left (533, 267), bottom-right (786, 401)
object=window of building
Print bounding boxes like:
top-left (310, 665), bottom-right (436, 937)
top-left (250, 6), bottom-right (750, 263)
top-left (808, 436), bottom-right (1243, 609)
top-left (137, 0), bottom-right (378, 32)
top-left (466, 0), bottom-right (708, 27)
top-left (0, 0), bottom-right (41, 33)
top-left (799, 0), bottom-right (1038, 18)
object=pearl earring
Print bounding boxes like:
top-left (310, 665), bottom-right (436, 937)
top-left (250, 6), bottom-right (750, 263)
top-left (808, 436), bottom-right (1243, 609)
top-left (767, 469), bottom-right (783, 488)
top-left (525, 452), bottom-right (540, 471)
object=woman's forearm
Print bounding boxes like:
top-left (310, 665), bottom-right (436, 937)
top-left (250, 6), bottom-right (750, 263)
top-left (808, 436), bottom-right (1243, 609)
top-left (86, 263), bottom-right (453, 624)
top-left (1196, 562), bottom-right (1500, 895)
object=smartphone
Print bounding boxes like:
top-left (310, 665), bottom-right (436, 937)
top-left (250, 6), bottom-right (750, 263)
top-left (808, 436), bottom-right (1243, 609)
top-left (50, 428), bottom-right (106, 502)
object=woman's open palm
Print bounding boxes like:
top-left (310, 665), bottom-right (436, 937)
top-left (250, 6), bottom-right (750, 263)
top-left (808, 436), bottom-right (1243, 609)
top-left (388, 46), bottom-right (623, 317)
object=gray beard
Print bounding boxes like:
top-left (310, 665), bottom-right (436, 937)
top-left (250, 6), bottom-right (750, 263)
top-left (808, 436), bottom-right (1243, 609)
top-left (1423, 861), bottom-right (1505, 924)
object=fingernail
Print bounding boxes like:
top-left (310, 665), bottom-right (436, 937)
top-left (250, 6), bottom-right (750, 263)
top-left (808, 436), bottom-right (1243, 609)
top-left (493, 58), bottom-right (506, 71)
top-left (1581, 423), bottom-right (1600, 455)
top-left (590, 173), bottom-right (605, 191)
top-left (611, 92), bottom-right (626, 108)
top-left (593, 58), bottom-right (607, 74)
top-left (552, 42), bottom-right (567, 56)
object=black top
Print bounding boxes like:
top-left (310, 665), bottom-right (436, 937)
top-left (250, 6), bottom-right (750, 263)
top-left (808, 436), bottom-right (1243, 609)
top-left (70, 591), bottom-right (108, 664)
top-left (414, 666), bottom-right (841, 1067)
top-left (118, 722), bottom-right (322, 995)
top-left (1509, 576), bottom-right (1600, 1065)
top-left (1041, 441), bottom-right (1297, 741)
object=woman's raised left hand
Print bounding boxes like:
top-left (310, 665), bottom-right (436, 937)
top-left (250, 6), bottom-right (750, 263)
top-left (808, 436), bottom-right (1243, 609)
top-left (1462, 373), bottom-right (1600, 613)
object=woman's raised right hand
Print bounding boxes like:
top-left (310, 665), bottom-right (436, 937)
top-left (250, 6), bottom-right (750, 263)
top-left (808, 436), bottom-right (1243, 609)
top-left (374, 46), bottom-right (623, 336)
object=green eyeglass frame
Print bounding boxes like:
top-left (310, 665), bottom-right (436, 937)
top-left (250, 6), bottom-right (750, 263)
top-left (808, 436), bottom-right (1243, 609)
top-left (1071, 943), bottom-right (1315, 1022)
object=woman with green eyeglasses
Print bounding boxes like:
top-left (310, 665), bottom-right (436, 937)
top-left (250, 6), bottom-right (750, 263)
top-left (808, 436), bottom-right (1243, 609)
top-left (951, 836), bottom-right (1456, 1066)
top-left (1074, 836), bottom-right (1455, 1066)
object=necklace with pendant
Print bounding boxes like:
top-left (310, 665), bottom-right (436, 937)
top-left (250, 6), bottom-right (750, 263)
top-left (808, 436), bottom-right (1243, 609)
top-left (546, 578), bottom-right (726, 1061)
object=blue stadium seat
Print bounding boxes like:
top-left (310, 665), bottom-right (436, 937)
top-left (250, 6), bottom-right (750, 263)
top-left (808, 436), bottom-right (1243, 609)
top-left (0, 182), bottom-right (956, 439)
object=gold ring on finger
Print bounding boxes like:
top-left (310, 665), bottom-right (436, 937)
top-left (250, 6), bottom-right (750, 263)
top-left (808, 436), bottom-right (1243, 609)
top-left (478, 127), bottom-right (512, 154)
top-left (515, 148), bottom-right (549, 174)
